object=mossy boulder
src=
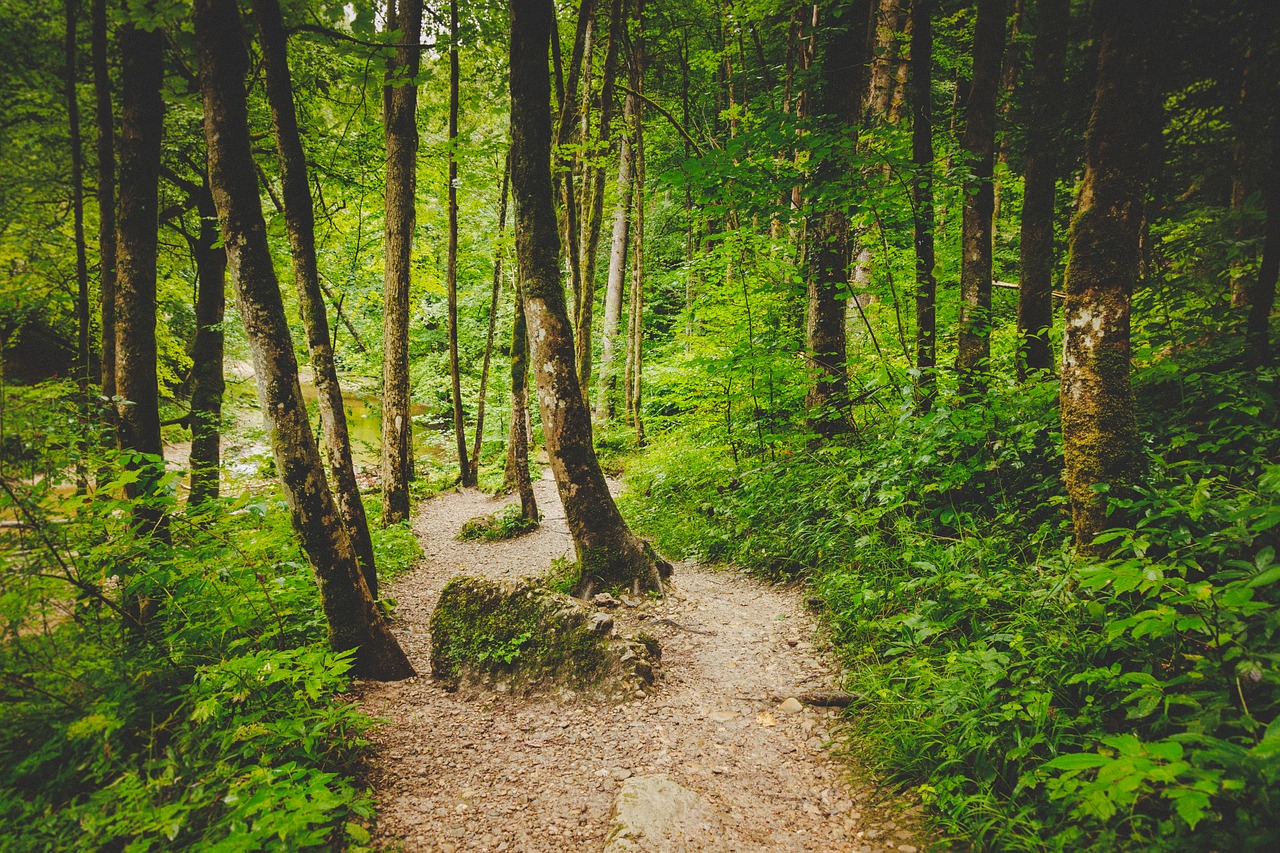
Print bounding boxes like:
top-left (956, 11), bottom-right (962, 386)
top-left (428, 576), bottom-right (659, 697)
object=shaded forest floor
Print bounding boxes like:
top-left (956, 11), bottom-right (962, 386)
top-left (357, 474), bottom-right (927, 851)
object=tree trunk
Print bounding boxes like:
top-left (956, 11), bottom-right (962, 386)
top-left (912, 0), bottom-right (936, 411)
top-left (867, 0), bottom-right (900, 122)
top-left (187, 177), bottom-right (225, 507)
top-left (990, 0), bottom-right (1023, 242)
top-left (381, 0), bottom-right (425, 523)
top-left (1060, 0), bottom-right (1156, 553)
top-left (64, 0), bottom-right (91, 413)
top-left (627, 101), bottom-right (645, 446)
top-left (954, 0), bottom-right (1005, 396)
top-left (1015, 0), bottom-right (1069, 379)
top-left (579, 0), bottom-right (625, 401)
top-left (508, 0), bottom-right (669, 597)
top-left (805, 3), bottom-right (869, 439)
top-left (595, 68), bottom-right (637, 422)
top-left (252, 0), bottom-right (380, 595)
top-left (1245, 117), bottom-right (1278, 368)
top-left (194, 0), bottom-right (413, 680)
top-left (91, 0), bottom-right (116, 406)
top-left (1231, 0), bottom-right (1266, 308)
top-left (471, 158), bottom-right (511, 482)
top-left (446, 0), bottom-right (474, 487)
top-left (114, 8), bottom-right (167, 633)
top-left (509, 278), bottom-right (539, 521)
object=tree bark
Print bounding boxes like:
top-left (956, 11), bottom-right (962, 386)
top-left (867, 0), bottom-right (900, 122)
top-left (595, 64), bottom-right (637, 422)
top-left (194, 0), bottom-right (413, 680)
top-left (1015, 0), bottom-right (1069, 379)
top-left (381, 0), bottom-right (425, 523)
top-left (509, 278), bottom-right (539, 521)
top-left (954, 0), bottom-right (1005, 396)
top-left (252, 0), bottom-right (380, 595)
top-left (508, 0), bottom-right (669, 596)
top-left (91, 0), bottom-right (116, 406)
top-left (912, 0), bottom-right (936, 411)
top-left (805, 2), bottom-right (870, 439)
top-left (1246, 117), bottom-right (1278, 368)
top-left (447, 0), bottom-right (473, 486)
top-left (187, 177), bottom-right (225, 507)
top-left (65, 0), bottom-right (91, 412)
top-left (1060, 0), bottom-right (1156, 553)
top-left (555, 0), bottom-right (593, 392)
top-left (114, 9), bottom-right (168, 627)
top-left (471, 158), bottom-right (511, 482)
top-left (627, 96), bottom-right (645, 446)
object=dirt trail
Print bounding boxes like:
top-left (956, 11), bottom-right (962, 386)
top-left (359, 475), bottom-right (924, 852)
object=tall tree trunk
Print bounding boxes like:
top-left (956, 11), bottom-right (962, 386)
top-left (1230, 0), bottom-right (1266, 308)
top-left (187, 177), bottom-right (225, 506)
top-left (867, 0), bottom-right (900, 122)
top-left (990, 0), bottom-right (1023, 242)
top-left (194, 0), bottom-right (413, 680)
top-left (805, 2), bottom-right (870, 439)
top-left (627, 97), bottom-right (645, 446)
top-left (579, 0), bottom-right (625, 397)
top-left (887, 10), bottom-right (912, 124)
top-left (594, 64), bottom-right (637, 422)
top-left (381, 0), bottom-right (425, 523)
top-left (509, 0), bottom-right (668, 596)
top-left (954, 0), bottom-right (1005, 396)
top-left (446, 0), bottom-right (473, 486)
top-left (1015, 0), bottom-right (1069, 379)
top-left (91, 0), bottom-right (116, 407)
top-left (1060, 0), bottom-right (1156, 553)
top-left (114, 8), bottom-right (167, 632)
top-left (912, 0), bottom-right (936, 411)
top-left (509, 278), bottom-right (538, 520)
top-left (471, 158), bottom-right (511, 482)
top-left (65, 0), bottom-right (90, 411)
top-left (1245, 117), bottom-right (1278, 368)
top-left (252, 0), bottom-right (380, 595)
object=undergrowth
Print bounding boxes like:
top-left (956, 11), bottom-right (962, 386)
top-left (457, 502), bottom-right (540, 542)
top-left (0, 389), bottom-right (419, 851)
top-left (619, 359), bottom-right (1280, 851)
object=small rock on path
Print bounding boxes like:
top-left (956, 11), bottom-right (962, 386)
top-left (357, 474), bottom-right (925, 851)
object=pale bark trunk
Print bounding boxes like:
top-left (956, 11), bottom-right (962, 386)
top-left (1060, 0), bottom-right (1155, 553)
top-left (252, 0), bottom-right (379, 594)
top-left (912, 0), bottom-right (936, 411)
top-left (627, 106), bottom-right (645, 446)
top-left (509, 0), bottom-right (668, 596)
top-left (447, 0), bottom-right (473, 486)
top-left (471, 159), bottom-right (511, 481)
top-left (194, 0), bottom-right (413, 680)
top-left (1015, 0), bottom-right (1068, 379)
top-left (187, 178), bottom-right (225, 507)
top-left (381, 0), bottom-right (424, 523)
top-left (595, 83), bottom-right (637, 422)
top-left (955, 0), bottom-right (1004, 396)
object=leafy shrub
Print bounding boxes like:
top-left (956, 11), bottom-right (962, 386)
top-left (457, 502), bottom-right (540, 541)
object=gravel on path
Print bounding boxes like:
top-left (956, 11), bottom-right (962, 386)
top-left (358, 474), bottom-right (927, 852)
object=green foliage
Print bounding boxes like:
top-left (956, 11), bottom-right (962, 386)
top-left (457, 501), bottom-right (540, 542)
top-left (621, 357), bottom-right (1280, 850)
top-left (0, 389), bottom-right (377, 851)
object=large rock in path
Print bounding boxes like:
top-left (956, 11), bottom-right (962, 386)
top-left (604, 774), bottom-right (741, 852)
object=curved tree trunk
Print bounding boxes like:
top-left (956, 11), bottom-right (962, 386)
top-left (187, 177), bottom-right (225, 507)
top-left (1016, 0), bottom-right (1069, 379)
top-left (1060, 0), bottom-right (1157, 553)
top-left (912, 0), bottom-right (936, 411)
top-left (194, 0), bottom-right (413, 680)
top-left (252, 0), bottom-right (380, 595)
top-left (509, 0), bottom-right (669, 597)
top-left (955, 0), bottom-right (1005, 396)
top-left (381, 0), bottom-right (425, 523)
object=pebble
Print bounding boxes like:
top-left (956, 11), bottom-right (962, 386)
top-left (778, 697), bottom-right (804, 714)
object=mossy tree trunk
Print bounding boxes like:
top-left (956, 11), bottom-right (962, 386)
top-left (595, 74), bottom-right (637, 423)
top-left (381, 0), bottom-right (425, 524)
top-left (1060, 0), bottom-right (1157, 553)
top-left (194, 0), bottom-right (413, 680)
top-left (509, 278), bottom-right (539, 521)
top-left (954, 0), bottom-right (1004, 396)
top-left (804, 2), bottom-right (870, 439)
top-left (447, 0), bottom-right (474, 487)
top-left (912, 0), bottom-right (936, 411)
top-left (1015, 0), bottom-right (1069, 379)
top-left (187, 177), bottom-right (225, 507)
top-left (91, 0), bottom-right (116, 409)
top-left (251, 0), bottom-right (379, 595)
top-left (509, 0), bottom-right (668, 596)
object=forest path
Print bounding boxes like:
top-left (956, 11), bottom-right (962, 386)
top-left (358, 474), bottom-right (924, 852)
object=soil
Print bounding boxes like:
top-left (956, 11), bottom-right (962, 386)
top-left (358, 473), bottom-right (927, 852)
